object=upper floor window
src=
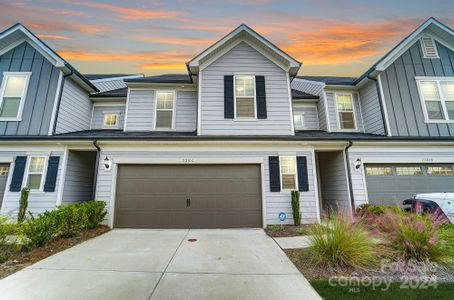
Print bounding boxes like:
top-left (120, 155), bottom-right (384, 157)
top-left (293, 113), bottom-right (305, 130)
top-left (280, 156), bottom-right (297, 190)
top-left (0, 72), bottom-right (31, 121)
top-left (335, 93), bottom-right (356, 130)
top-left (417, 79), bottom-right (454, 122)
top-left (234, 75), bottom-right (256, 118)
top-left (103, 112), bottom-right (119, 129)
top-left (420, 37), bottom-right (439, 59)
top-left (24, 156), bottom-right (47, 191)
top-left (155, 91), bottom-right (175, 129)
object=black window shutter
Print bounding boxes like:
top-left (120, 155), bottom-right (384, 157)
top-left (44, 156), bottom-right (60, 192)
top-left (224, 75), bottom-right (234, 119)
top-left (297, 156), bottom-right (309, 192)
top-left (255, 76), bottom-right (267, 119)
top-left (269, 156), bottom-right (281, 192)
top-left (10, 156), bottom-right (27, 192)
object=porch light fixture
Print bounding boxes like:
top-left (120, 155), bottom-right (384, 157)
top-left (103, 156), bottom-right (112, 171)
top-left (354, 158), bottom-right (362, 171)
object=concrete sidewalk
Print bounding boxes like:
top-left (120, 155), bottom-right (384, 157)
top-left (0, 229), bottom-right (321, 300)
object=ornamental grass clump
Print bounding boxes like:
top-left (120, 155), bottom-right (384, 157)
top-left (308, 212), bottom-right (381, 269)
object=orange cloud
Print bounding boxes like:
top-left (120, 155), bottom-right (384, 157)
top-left (140, 63), bottom-right (186, 70)
top-left (133, 35), bottom-right (213, 46)
top-left (36, 34), bottom-right (72, 40)
top-left (58, 49), bottom-right (191, 63)
top-left (70, 1), bottom-right (184, 20)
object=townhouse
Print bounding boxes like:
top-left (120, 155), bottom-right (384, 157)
top-left (0, 18), bottom-right (453, 228)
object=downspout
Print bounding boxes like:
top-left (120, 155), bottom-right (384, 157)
top-left (92, 140), bottom-right (101, 200)
top-left (344, 141), bottom-right (355, 213)
top-left (366, 74), bottom-right (388, 136)
top-left (52, 71), bottom-right (74, 135)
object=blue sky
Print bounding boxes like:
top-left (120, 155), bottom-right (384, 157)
top-left (1, 0), bottom-right (453, 76)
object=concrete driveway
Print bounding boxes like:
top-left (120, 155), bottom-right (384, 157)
top-left (0, 229), bottom-right (320, 300)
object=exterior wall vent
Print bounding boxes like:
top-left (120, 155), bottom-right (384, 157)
top-left (420, 37), bottom-right (439, 59)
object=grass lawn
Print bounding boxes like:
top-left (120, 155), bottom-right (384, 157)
top-left (311, 280), bottom-right (454, 300)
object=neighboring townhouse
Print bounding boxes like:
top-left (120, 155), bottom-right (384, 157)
top-left (0, 18), bottom-right (453, 229)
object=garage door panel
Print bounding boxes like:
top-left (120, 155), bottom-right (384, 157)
top-left (114, 164), bottom-right (262, 228)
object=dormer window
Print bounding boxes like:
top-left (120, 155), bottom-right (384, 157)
top-left (335, 93), bottom-right (356, 130)
top-left (420, 37), bottom-right (439, 59)
top-left (103, 112), bottom-right (119, 129)
top-left (0, 72), bottom-right (31, 121)
top-left (234, 75), bottom-right (256, 118)
top-left (155, 91), bottom-right (175, 129)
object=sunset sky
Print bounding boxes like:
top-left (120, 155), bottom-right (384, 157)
top-left (1, 0), bottom-right (453, 77)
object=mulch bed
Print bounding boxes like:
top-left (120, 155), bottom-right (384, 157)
top-left (0, 225), bottom-right (110, 279)
top-left (265, 224), bottom-right (314, 237)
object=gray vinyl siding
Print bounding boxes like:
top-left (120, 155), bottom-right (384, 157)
top-left (317, 95), bottom-right (327, 131)
top-left (325, 91), bottom-right (364, 132)
top-left (359, 81), bottom-right (385, 134)
top-left (292, 103), bottom-right (319, 130)
top-left (95, 149), bottom-right (318, 225)
top-left (62, 151), bottom-right (96, 204)
top-left (55, 78), bottom-right (92, 134)
top-left (0, 42), bottom-right (60, 135)
top-left (381, 41), bottom-right (454, 136)
top-left (1, 151), bottom-right (63, 216)
top-left (317, 151), bottom-right (351, 212)
top-left (200, 42), bottom-right (293, 135)
top-left (125, 90), bottom-right (197, 132)
top-left (91, 104), bottom-right (126, 129)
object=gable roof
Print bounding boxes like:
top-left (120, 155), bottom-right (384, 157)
top-left (187, 24), bottom-right (301, 76)
top-left (0, 23), bottom-right (98, 92)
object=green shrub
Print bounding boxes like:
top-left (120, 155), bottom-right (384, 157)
top-left (308, 212), bottom-right (381, 269)
top-left (0, 216), bottom-right (18, 263)
top-left (56, 204), bottom-right (89, 238)
top-left (80, 201), bottom-right (107, 229)
top-left (21, 211), bottom-right (60, 247)
top-left (268, 224), bottom-right (283, 232)
top-left (291, 191), bottom-right (301, 226)
top-left (356, 204), bottom-right (405, 218)
top-left (17, 187), bottom-right (30, 223)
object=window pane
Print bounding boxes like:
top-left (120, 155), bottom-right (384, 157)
top-left (236, 97), bottom-right (255, 118)
top-left (282, 174), bottom-right (296, 189)
top-left (27, 174), bottom-right (42, 190)
top-left (156, 92), bottom-right (173, 109)
top-left (420, 81), bottom-right (440, 99)
top-left (293, 114), bottom-right (304, 128)
top-left (29, 157), bottom-right (45, 172)
top-left (446, 101), bottom-right (454, 120)
top-left (339, 112), bottom-right (355, 129)
top-left (336, 95), bottom-right (353, 111)
top-left (0, 166), bottom-right (9, 176)
top-left (156, 111), bottom-right (173, 128)
top-left (235, 76), bottom-right (254, 97)
top-left (366, 167), bottom-right (392, 176)
top-left (4, 75), bottom-right (27, 97)
top-left (396, 167), bottom-right (422, 176)
top-left (280, 157), bottom-right (296, 174)
top-left (440, 81), bottom-right (454, 99)
top-left (425, 101), bottom-right (444, 120)
top-left (104, 114), bottom-right (118, 126)
top-left (0, 97), bottom-right (21, 118)
top-left (427, 166), bottom-right (453, 175)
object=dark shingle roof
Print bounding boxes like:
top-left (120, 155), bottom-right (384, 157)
top-left (296, 76), bottom-right (357, 85)
top-left (91, 87), bottom-right (127, 98)
top-left (291, 89), bottom-right (318, 99)
top-left (84, 74), bottom-right (142, 80)
top-left (125, 74), bottom-right (192, 84)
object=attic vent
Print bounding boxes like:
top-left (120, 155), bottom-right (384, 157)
top-left (421, 37), bottom-right (439, 58)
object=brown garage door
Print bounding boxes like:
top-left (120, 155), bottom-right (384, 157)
top-left (114, 164), bottom-right (262, 228)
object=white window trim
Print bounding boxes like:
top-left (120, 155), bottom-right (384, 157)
top-left (420, 36), bottom-right (439, 59)
top-left (22, 156), bottom-right (48, 192)
top-left (279, 156), bottom-right (298, 192)
top-left (102, 111), bottom-right (120, 129)
top-left (0, 72), bottom-right (32, 121)
top-left (293, 112), bottom-right (305, 130)
top-left (415, 77), bottom-right (454, 123)
top-left (233, 75), bottom-right (257, 119)
top-left (154, 90), bottom-right (176, 130)
top-left (334, 92), bottom-right (358, 131)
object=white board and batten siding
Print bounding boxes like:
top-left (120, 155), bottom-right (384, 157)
top-left (125, 90), bottom-right (197, 132)
top-left (55, 78), bottom-right (92, 134)
top-left (94, 149), bottom-right (318, 226)
top-left (91, 105), bottom-right (126, 129)
top-left (200, 42), bottom-right (293, 135)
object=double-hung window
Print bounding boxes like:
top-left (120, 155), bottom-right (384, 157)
top-left (25, 156), bottom-right (47, 191)
top-left (335, 94), bottom-right (356, 130)
top-left (155, 91), bottom-right (175, 129)
top-left (417, 79), bottom-right (454, 121)
top-left (234, 75), bottom-right (255, 118)
top-left (280, 156), bottom-right (297, 190)
top-left (0, 72), bottom-right (31, 121)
